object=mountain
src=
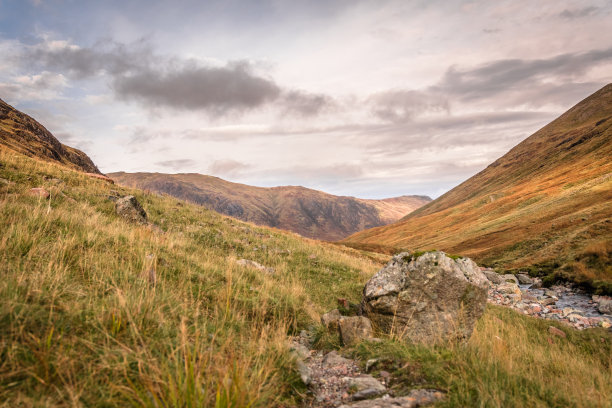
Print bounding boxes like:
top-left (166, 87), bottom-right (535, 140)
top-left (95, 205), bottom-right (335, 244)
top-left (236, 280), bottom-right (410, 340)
top-left (0, 98), bottom-right (100, 174)
top-left (344, 84), bottom-right (612, 291)
top-left (108, 171), bottom-right (431, 241)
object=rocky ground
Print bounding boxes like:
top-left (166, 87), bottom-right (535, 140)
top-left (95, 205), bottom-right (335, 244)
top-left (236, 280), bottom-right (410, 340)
top-left (484, 269), bottom-right (612, 330)
top-left (291, 332), bottom-right (444, 408)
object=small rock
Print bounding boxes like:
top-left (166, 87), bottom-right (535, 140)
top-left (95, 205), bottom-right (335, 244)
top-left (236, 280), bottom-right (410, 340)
top-left (347, 374), bottom-right (386, 400)
top-left (289, 342), bottom-right (310, 360)
top-left (321, 309), bottom-right (343, 331)
top-left (28, 187), bottom-right (50, 199)
top-left (322, 351), bottom-right (354, 368)
top-left (540, 298), bottom-right (556, 306)
top-left (601, 321), bottom-right (611, 329)
top-left (115, 195), bottom-right (147, 224)
top-left (483, 269), bottom-right (504, 285)
top-left (593, 296), bottom-right (612, 315)
top-left (548, 326), bottom-right (566, 338)
top-left (339, 316), bottom-right (373, 347)
top-left (497, 283), bottom-right (522, 297)
top-left (296, 360), bottom-right (312, 385)
top-left (501, 274), bottom-right (519, 284)
top-left (365, 358), bottom-right (380, 372)
top-left (516, 273), bottom-right (534, 285)
top-left (339, 389), bottom-right (444, 408)
top-left (236, 259), bottom-right (275, 274)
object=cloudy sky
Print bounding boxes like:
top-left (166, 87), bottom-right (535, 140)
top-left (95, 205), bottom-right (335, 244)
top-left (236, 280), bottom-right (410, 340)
top-left (1, 0), bottom-right (611, 198)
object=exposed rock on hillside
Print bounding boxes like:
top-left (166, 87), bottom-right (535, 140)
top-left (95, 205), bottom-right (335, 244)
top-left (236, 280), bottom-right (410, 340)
top-left (108, 172), bottom-right (431, 241)
top-left (115, 195), bottom-right (148, 224)
top-left (0, 98), bottom-right (101, 174)
top-left (362, 251), bottom-right (488, 343)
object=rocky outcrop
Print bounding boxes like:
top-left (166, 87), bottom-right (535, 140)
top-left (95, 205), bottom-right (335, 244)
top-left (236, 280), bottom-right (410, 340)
top-left (115, 195), bottom-right (148, 224)
top-left (361, 251), bottom-right (488, 343)
top-left (0, 98), bottom-right (101, 174)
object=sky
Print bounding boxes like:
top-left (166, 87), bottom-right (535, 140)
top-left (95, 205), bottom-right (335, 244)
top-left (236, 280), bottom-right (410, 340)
top-left (0, 0), bottom-right (611, 199)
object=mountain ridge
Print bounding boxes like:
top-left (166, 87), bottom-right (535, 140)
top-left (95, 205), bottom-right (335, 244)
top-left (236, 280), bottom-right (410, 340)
top-left (109, 171), bottom-right (431, 241)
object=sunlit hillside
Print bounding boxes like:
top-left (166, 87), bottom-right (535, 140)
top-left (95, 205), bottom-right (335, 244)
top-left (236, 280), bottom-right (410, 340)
top-left (345, 84), bottom-right (612, 293)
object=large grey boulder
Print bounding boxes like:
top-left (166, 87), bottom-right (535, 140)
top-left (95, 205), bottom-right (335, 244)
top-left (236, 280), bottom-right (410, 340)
top-left (115, 195), bottom-right (147, 224)
top-left (362, 251), bottom-right (488, 343)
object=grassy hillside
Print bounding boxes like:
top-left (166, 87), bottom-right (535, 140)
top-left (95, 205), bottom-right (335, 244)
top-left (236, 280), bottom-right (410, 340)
top-left (0, 99), bottom-right (100, 174)
top-left (344, 84), bottom-right (612, 293)
top-left (1, 148), bottom-right (610, 407)
top-left (108, 172), bottom-right (430, 241)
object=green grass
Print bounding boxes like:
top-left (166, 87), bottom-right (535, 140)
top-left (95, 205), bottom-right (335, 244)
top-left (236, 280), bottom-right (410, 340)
top-left (0, 149), bottom-right (610, 407)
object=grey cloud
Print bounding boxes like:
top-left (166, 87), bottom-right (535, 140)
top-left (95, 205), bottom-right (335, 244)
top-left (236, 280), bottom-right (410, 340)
top-left (281, 90), bottom-right (334, 117)
top-left (156, 159), bottom-right (197, 170)
top-left (437, 47), bottom-right (612, 103)
top-left (114, 62), bottom-right (281, 113)
top-left (22, 40), bottom-right (332, 116)
top-left (368, 89), bottom-right (449, 123)
top-left (208, 159), bottom-right (251, 177)
top-left (559, 7), bottom-right (600, 19)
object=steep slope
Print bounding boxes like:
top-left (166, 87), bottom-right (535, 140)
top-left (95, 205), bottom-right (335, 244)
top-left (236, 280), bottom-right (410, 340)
top-left (345, 84), bottom-right (612, 289)
top-left (0, 98), bottom-right (100, 174)
top-left (108, 171), bottom-right (430, 241)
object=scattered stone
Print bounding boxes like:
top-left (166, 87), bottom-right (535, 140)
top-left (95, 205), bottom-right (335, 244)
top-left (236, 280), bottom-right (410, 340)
top-left (321, 309), bottom-right (343, 331)
top-left (601, 321), bottom-right (611, 329)
top-left (338, 389), bottom-right (445, 408)
top-left (540, 298), bottom-right (556, 306)
top-left (482, 269), bottom-right (504, 285)
top-left (516, 273), bottom-right (534, 285)
top-left (497, 283), bottom-right (522, 297)
top-left (28, 187), bottom-right (50, 199)
top-left (365, 359), bottom-right (380, 373)
top-left (346, 374), bottom-right (386, 400)
top-left (115, 195), bottom-right (147, 224)
top-left (236, 259), bottom-right (275, 274)
top-left (339, 316), bottom-right (373, 347)
top-left (593, 296), bottom-right (612, 315)
top-left (501, 274), bottom-right (519, 284)
top-left (322, 351), bottom-right (354, 368)
top-left (548, 326), bottom-right (567, 338)
top-left (362, 252), bottom-right (488, 343)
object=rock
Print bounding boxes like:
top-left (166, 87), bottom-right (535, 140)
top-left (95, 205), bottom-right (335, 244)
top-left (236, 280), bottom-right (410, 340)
top-left (339, 316), bottom-right (373, 346)
top-left (321, 309), bottom-right (343, 331)
top-left (322, 351), bottom-right (354, 368)
top-left (544, 289), bottom-right (557, 298)
top-left (548, 326), bottom-right (567, 338)
top-left (86, 172), bottom-right (114, 183)
top-left (540, 298), bottom-right (556, 306)
top-left (339, 389), bottom-right (444, 408)
top-left (593, 296), bottom-right (612, 315)
top-left (236, 259), bottom-right (275, 274)
top-left (501, 274), bottom-right (519, 284)
top-left (362, 251), bottom-right (488, 343)
top-left (296, 360), bottom-right (312, 385)
top-left (365, 358), bottom-right (380, 372)
top-left (516, 273), bottom-right (534, 285)
top-left (482, 269), bottom-right (504, 285)
top-left (601, 320), bottom-right (611, 329)
top-left (28, 187), bottom-right (50, 199)
top-left (289, 342), bottom-right (310, 360)
top-left (346, 374), bottom-right (386, 400)
top-left (530, 278), bottom-right (543, 289)
top-left (115, 195), bottom-right (147, 224)
top-left (497, 283), bottom-right (522, 297)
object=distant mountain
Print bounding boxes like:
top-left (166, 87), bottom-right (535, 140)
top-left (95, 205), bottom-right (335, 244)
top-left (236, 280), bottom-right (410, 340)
top-left (109, 171), bottom-right (431, 241)
top-left (0, 99), bottom-right (100, 174)
top-left (345, 84), bottom-right (612, 290)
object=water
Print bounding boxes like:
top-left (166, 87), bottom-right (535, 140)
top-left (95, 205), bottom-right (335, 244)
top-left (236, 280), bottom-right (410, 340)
top-left (519, 284), bottom-right (608, 318)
